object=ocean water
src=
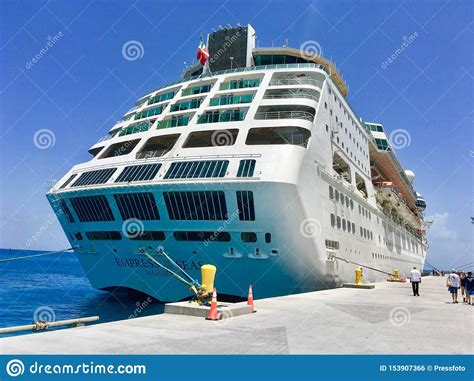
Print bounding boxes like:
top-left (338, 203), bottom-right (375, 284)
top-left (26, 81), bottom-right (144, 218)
top-left (0, 249), bottom-right (164, 337)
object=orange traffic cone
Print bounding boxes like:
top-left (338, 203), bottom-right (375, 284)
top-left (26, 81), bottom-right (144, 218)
top-left (247, 284), bottom-right (256, 313)
top-left (206, 288), bottom-right (219, 320)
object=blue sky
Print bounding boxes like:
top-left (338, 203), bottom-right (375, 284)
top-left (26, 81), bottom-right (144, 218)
top-left (0, 0), bottom-right (472, 270)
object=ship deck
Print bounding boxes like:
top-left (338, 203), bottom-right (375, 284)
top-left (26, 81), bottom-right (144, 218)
top-left (1, 276), bottom-right (471, 354)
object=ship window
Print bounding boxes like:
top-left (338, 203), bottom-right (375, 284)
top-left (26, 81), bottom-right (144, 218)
top-left (174, 231), bottom-right (231, 242)
top-left (352, 223), bottom-right (355, 234)
top-left (329, 186), bottom-right (333, 199)
top-left (128, 231), bottom-right (166, 241)
top-left (342, 219), bottom-right (346, 231)
top-left (71, 168), bottom-right (117, 187)
top-left (241, 232), bottom-right (257, 243)
top-left (137, 134), bottom-right (180, 158)
top-left (100, 139), bottom-right (140, 158)
top-left (246, 127), bottom-right (311, 148)
top-left (335, 190), bottom-right (339, 202)
top-left (88, 146), bottom-right (104, 157)
top-left (86, 231), bottom-right (122, 240)
top-left (115, 164), bottom-right (162, 183)
top-left (70, 195), bottom-right (114, 222)
top-left (57, 199), bottom-right (75, 223)
top-left (350, 200), bottom-right (354, 210)
top-left (341, 195), bottom-right (345, 206)
top-left (59, 174), bottom-right (78, 189)
top-left (237, 159), bottom-right (256, 178)
top-left (336, 216), bottom-right (341, 229)
top-left (164, 160), bottom-right (229, 179)
top-left (183, 129), bottom-right (238, 148)
top-left (114, 193), bottom-right (160, 221)
top-left (164, 191), bottom-right (228, 220)
top-left (360, 227), bottom-right (363, 236)
top-left (265, 233), bottom-right (272, 243)
top-left (330, 214), bottom-right (336, 227)
top-left (236, 191), bottom-right (255, 221)
top-left (325, 239), bottom-right (339, 250)
top-left (74, 232), bottom-right (83, 240)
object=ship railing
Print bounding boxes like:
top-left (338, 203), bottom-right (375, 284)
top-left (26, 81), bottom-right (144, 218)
top-left (254, 110), bottom-right (314, 122)
top-left (135, 149), bottom-right (170, 159)
top-left (269, 78), bottom-right (323, 88)
top-left (263, 92), bottom-right (319, 102)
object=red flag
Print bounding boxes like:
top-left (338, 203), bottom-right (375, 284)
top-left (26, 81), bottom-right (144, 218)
top-left (197, 34), bottom-right (209, 66)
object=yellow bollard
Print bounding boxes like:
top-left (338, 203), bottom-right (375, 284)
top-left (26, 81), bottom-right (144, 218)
top-left (201, 264), bottom-right (216, 292)
top-left (355, 267), bottom-right (362, 285)
top-left (393, 269), bottom-right (399, 281)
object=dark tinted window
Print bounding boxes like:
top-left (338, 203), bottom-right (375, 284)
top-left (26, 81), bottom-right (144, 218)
top-left (70, 195), bottom-right (114, 222)
top-left (164, 160), bottom-right (228, 179)
top-left (72, 168), bottom-right (117, 187)
top-left (114, 193), bottom-right (160, 221)
top-left (164, 191), bottom-right (227, 220)
top-left (86, 231), bottom-right (122, 240)
top-left (241, 232), bottom-right (257, 242)
top-left (115, 164), bottom-right (161, 182)
top-left (237, 160), bottom-right (256, 177)
top-left (183, 129), bottom-right (238, 148)
top-left (128, 231), bottom-right (166, 241)
top-left (236, 191), bottom-right (255, 221)
top-left (100, 139), bottom-right (140, 158)
top-left (173, 231), bottom-right (231, 242)
top-left (246, 127), bottom-right (310, 148)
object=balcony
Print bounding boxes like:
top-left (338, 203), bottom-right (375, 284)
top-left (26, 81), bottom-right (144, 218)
top-left (148, 91), bottom-right (175, 105)
top-left (263, 89), bottom-right (319, 102)
top-left (254, 110), bottom-right (314, 122)
top-left (209, 94), bottom-right (253, 106)
top-left (269, 78), bottom-right (323, 88)
top-left (219, 79), bottom-right (260, 90)
top-left (197, 111), bottom-right (246, 124)
top-left (181, 84), bottom-right (212, 97)
top-left (157, 117), bottom-right (190, 129)
top-left (135, 106), bottom-right (164, 120)
top-left (118, 122), bottom-right (151, 137)
top-left (170, 99), bottom-right (202, 112)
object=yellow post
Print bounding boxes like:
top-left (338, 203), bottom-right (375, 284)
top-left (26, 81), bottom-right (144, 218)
top-left (355, 267), bottom-right (362, 285)
top-left (393, 269), bottom-right (399, 281)
top-left (201, 264), bottom-right (217, 292)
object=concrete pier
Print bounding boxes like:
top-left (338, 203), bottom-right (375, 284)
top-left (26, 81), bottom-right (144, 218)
top-left (1, 276), bottom-right (472, 354)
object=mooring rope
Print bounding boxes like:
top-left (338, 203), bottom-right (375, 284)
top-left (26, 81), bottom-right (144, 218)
top-left (330, 254), bottom-right (394, 276)
top-left (0, 248), bottom-right (73, 262)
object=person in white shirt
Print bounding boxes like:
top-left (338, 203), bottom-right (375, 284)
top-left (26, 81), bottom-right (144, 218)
top-left (410, 267), bottom-right (421, 296)
top-left (447, 269), bottom-right (461, 303)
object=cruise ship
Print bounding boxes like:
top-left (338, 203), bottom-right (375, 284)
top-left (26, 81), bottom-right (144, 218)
top-left (47, 25), bottom-right (428, 301)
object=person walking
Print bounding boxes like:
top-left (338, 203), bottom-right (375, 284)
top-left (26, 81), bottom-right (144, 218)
top-left (465, 272), bottom-right (473, 305)
top-left (447, 269), bottom-right (461, 303)
top-left (460, 272), bottom-right (467, 303)
top-left (410, 266), bottom-right (421, 296)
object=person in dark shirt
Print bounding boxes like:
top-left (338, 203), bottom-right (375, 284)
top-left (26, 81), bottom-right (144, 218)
top-left (460, 272), bottom-right (467, 303)
top-left (465, 272), bottom-right (473, 305)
